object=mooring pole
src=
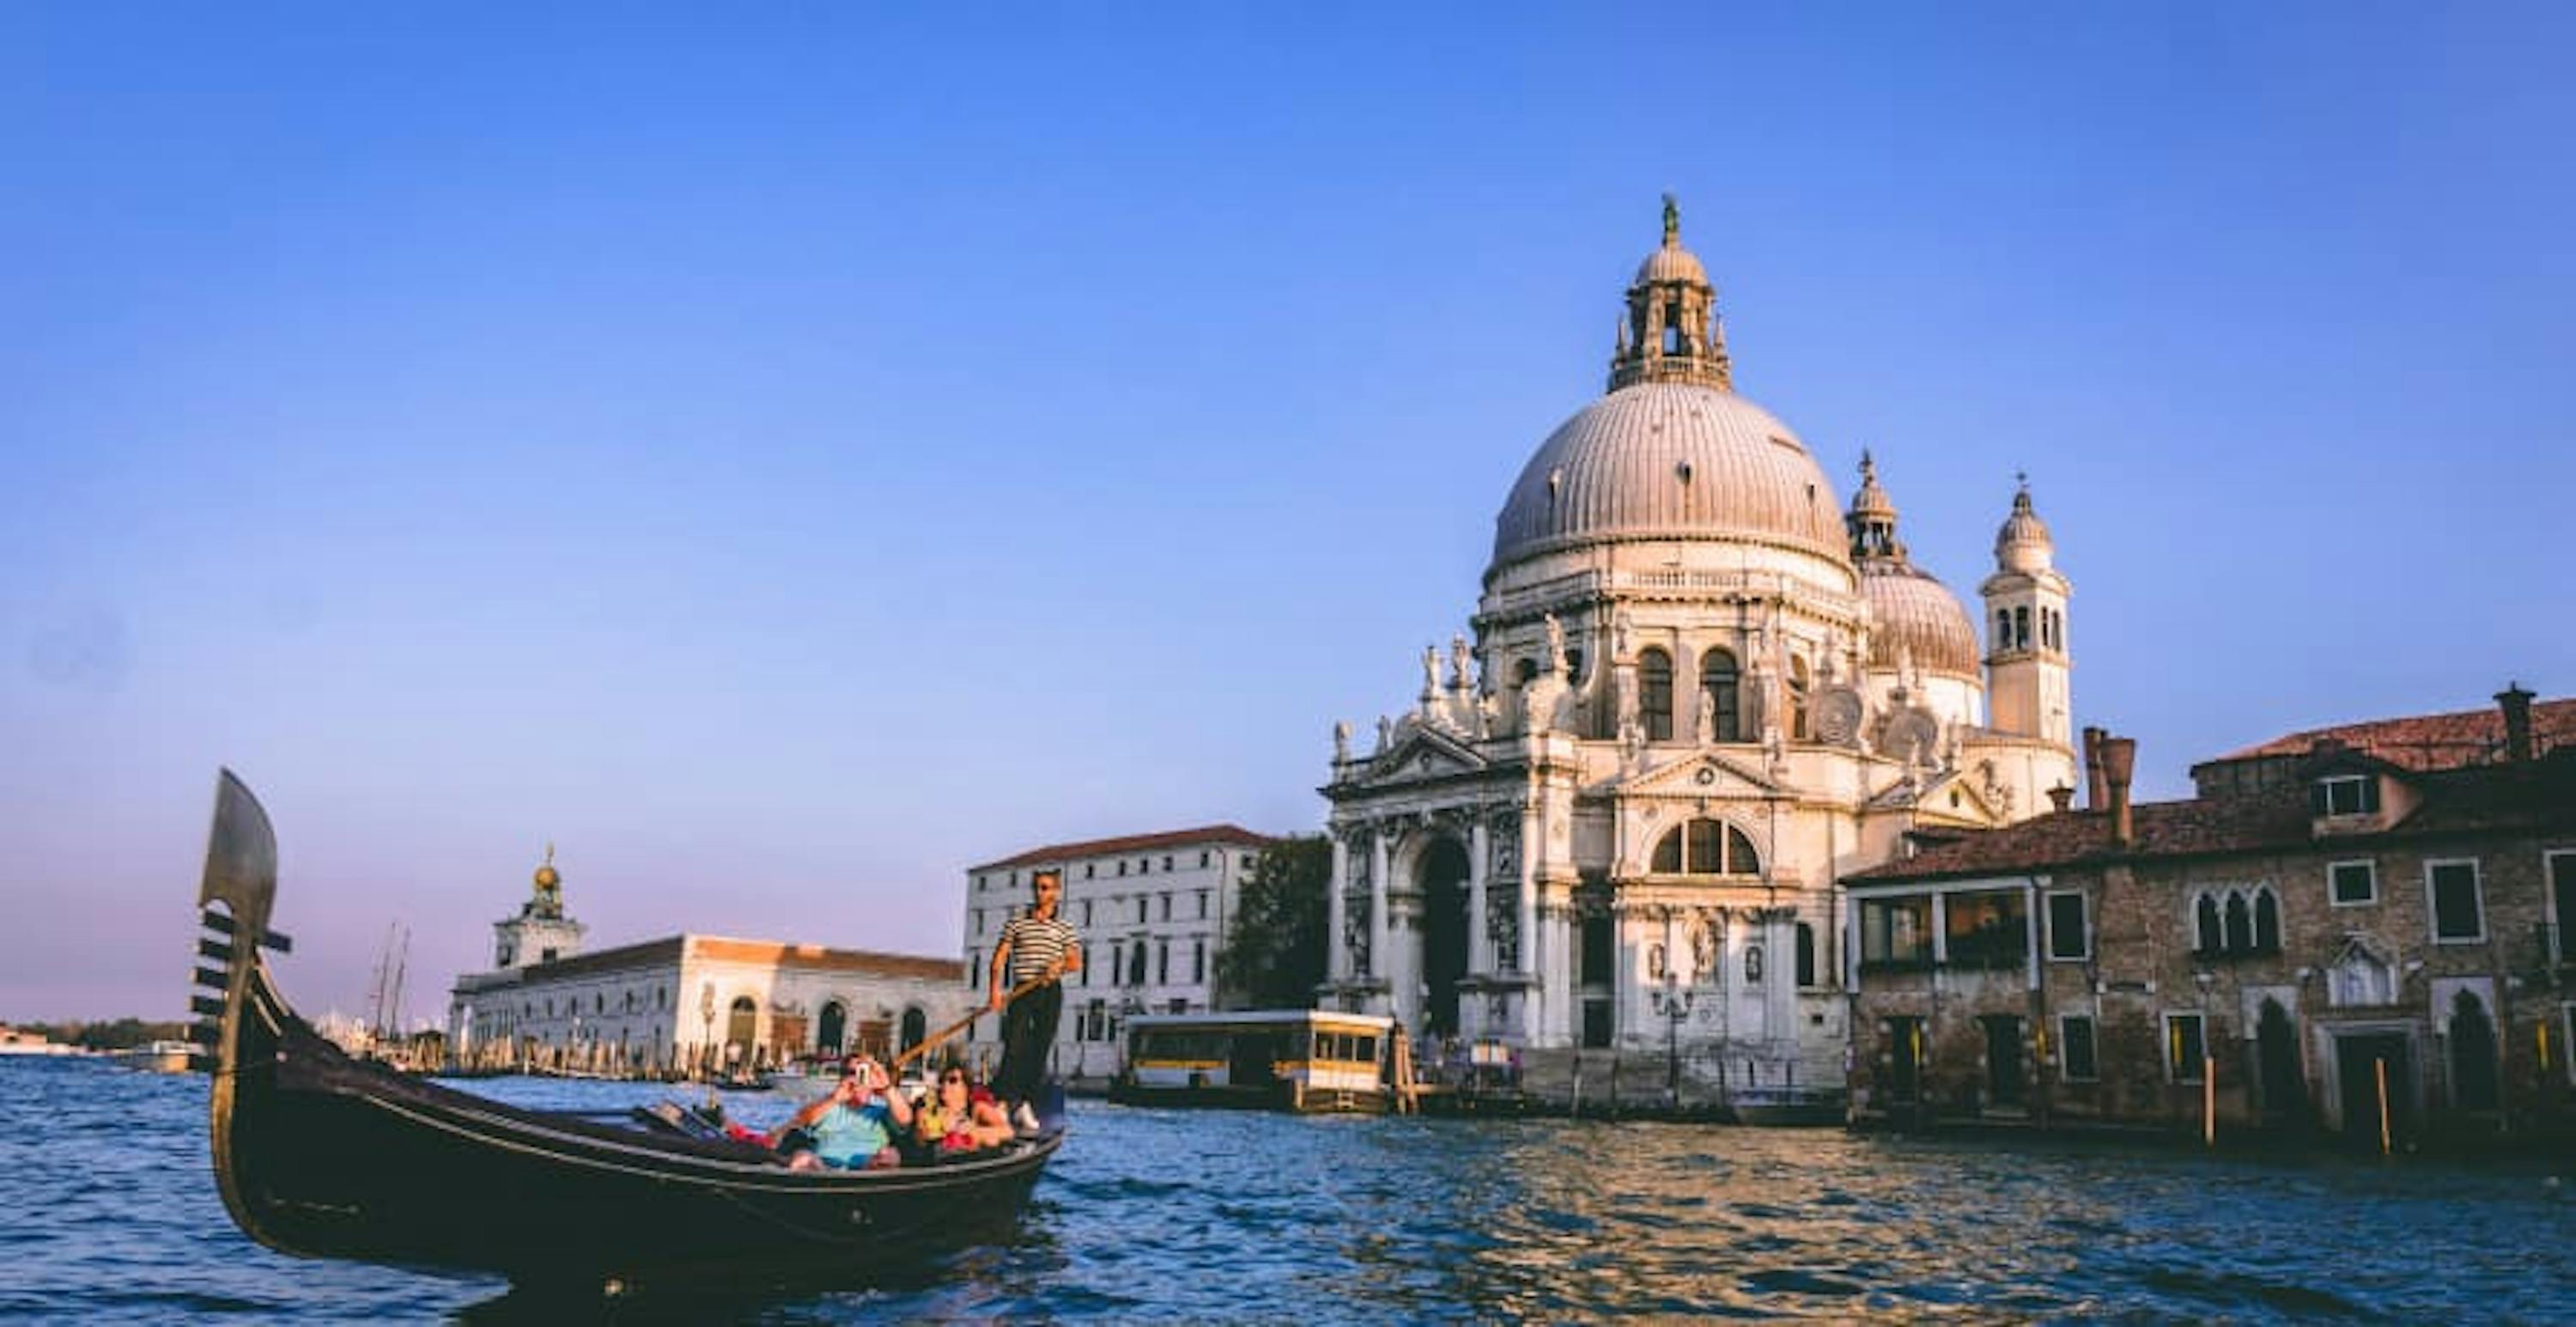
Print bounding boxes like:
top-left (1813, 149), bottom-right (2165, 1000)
top-left (2374, 1056), bottom-right (2391, 1155)
top-left (2202, 1056), bottom-right (2215, 1147)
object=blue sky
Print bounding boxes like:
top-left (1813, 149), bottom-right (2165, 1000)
top-left (5, 4), bottom-right (2570, 1021)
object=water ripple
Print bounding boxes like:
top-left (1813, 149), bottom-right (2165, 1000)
top-left (4, 1060), bottom-right (2573, 1321)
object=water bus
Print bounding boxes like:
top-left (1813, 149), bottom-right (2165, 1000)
top-left (1109, 1010), bottom-right (1394, 1113)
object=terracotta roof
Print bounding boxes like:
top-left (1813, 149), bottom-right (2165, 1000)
top-left (970, 825), bottom-right (1277, 873)
top-left (2199, 697), bottom-right (2576, 773)
top-left (453, 934), bottom-right (964, 987)
top-left (687, 937), bottom-right (963, 983)
top-left (1850, 751), bottom-right (2576, 886)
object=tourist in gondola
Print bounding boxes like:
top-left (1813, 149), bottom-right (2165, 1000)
top-left (777, 1054), bottom-right (913, 1170)
top-left (987, 867), bottom-right (1081, 1135)
top-left (914, 1066), bottom-right (1015, 1154)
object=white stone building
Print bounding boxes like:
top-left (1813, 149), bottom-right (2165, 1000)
top-left (963, 825), bottom-right (1276, 1080)
top-left (447, 853), bottom-right (970, 1073)
top-left (1320, 199), bottom-right (2081, 1090)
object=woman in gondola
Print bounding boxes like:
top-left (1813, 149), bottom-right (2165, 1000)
top-left (914, 1066), bottom-right (1014, 1155)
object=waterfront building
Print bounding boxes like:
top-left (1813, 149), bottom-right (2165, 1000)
top-left (446, 852), bottom-right (969, 1074)
top-left (1320, 199), bottom-right (2079, 1097)
top-left (1844, 688), bottom-right (2576, 1144)
top-left (962, 825), bottom-right (1276, 1080)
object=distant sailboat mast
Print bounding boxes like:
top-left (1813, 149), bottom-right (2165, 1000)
top-left (368, 922), bottom-right (411, 1041)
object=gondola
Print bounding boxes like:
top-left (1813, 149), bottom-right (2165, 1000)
top-left (191, 770), bottom-right (1062, 1289)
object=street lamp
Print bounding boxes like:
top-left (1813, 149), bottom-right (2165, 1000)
top-left (1651, 972), bottom-right (1695, 1103)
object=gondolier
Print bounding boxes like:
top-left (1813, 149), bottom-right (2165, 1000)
top-left (988, 868), bottom-right (1081, 1134)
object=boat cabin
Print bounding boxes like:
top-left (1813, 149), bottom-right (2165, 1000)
top-left (1113, 1010), bottom-right (1394, 1113)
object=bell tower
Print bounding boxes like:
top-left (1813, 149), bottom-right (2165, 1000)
top-left (1609, 195), bottom-right (1731, 392)
top-left (492, 843), bottom-right (586, 970)
top-left (1981, 476), bottom-right (2073, 748)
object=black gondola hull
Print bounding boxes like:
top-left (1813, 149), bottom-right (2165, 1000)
top-left (196, 772), bottom-right (1059, 1288)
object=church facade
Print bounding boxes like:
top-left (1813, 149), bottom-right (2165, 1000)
top-left (1319, 201), bottom-right (2080, 1092)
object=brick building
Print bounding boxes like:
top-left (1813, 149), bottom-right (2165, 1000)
top-left (1843, 687), bottom-right (2576, 1146)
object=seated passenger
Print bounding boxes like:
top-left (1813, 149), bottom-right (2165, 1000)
top-left (777, 1055), bottom-right (912, 1171)
top-left (914, 1067), bottom-right (1016, 1154)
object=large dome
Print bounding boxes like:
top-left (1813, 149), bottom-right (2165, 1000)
top-left (1862, 562), bottom-right (1981, 678)
top-left (1491, 382), bottom-right (1850, 569)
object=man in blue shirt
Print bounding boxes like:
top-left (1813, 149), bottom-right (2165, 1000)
top-left (778, 1054), bottom-right (914, 1170)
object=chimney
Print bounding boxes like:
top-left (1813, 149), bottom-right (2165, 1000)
top-left (2498, 682), bottom-right (2535, 763)
top-left (2099, 734), bottom-right (2137, 847)
top-left (2082, 726), bottom-right (2107, 809)
top-left (2046, 784), bottom-right (2075, 813)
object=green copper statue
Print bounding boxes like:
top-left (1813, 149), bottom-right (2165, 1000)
top-left (1662, 192), bottom-right (1679, 243)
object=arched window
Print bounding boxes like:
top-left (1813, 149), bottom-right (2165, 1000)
top-left (2014, 606), bottom-right (2032, 650)
top-left (1700, 648), bottom-right (1741, 742)
top-left (1996, 609), bottom-right (2011, 648)
top-left (899, 1006), bottom-right (927, 1054)
top-left (1514, 657), bottom-right (1539, 688)
top-left (2195, 895), bottom-right (2223, 955)
top-left (817, 1000), bottom-right (848, 1054)
top-left (2223, 893), bottom-right (2253, 953)
top-left (1638, 648), bottom-right (1674, 741)
top-left (1650, 819), bottom-right (1760, 875)
top-left (2252, 889), bottom-right (2281, 953)
top-left (1788, 655), bottom-right (1812, 742)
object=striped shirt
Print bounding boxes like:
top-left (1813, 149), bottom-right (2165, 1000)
top-left (999, 912), bottom-right (1078, 985)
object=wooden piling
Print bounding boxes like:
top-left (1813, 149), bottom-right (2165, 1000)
top-left (2374, 1056), bottom-right (2391, 1155)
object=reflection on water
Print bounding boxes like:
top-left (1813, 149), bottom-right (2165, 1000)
top-left (4, 1059), bottom-right (2570, 1322)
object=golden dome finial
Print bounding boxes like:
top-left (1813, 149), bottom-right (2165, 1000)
top-left (533, 843), bottom-right (561, 892)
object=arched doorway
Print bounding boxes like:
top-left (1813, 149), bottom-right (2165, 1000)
top-left (1418, 838), bottom-right (1471, 1039)
top-left (900, 1007), bottom-right (928, 1056)
top-left (2449, 991), bottom-right (2499, 1111)
top-left (816, 1000), bottom-right (848, 1055)
top-left (725, 995), bottom-right (757, 1064)
top-left (2256, 999), bottom-right (2305, 1123)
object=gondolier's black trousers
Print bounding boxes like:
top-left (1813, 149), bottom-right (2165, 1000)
top-left (996, 980), bottom-right (1061, 1107)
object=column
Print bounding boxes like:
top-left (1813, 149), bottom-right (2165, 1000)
top-left (1327, 833), bottom-right (1350, 983)
top-left (1368, 826), bottom-right (1390, 987)
top-left (1467, 818), bottom-right (1490, 977)
top-left (1518, 812), bottom-right (1540, 977)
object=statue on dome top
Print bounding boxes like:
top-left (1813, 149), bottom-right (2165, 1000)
top-left (1662, 192), bottom-right (1680, 244)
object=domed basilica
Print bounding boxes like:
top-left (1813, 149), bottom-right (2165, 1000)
top-left (1321, 200), bottom-right (2078, 1083)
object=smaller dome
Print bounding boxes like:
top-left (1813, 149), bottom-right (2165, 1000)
top-left (1996, 479), bottom-right (2051, 551)
top-left (1863, 563), bottom-right (1982, 678)
top-left (1636, 240), bottom-right (1710, 288)
top-left (1994, 477), bottom-right (2055, 574)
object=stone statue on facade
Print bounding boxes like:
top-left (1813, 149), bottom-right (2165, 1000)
top-left (1333, 720), bottom-right (1351, 764)
top-left (1689, 915), bottom-right (1716, 982)
top-left (1376, 715), bottom-right (1394, 753)
top-left (1450, 635), bottom-right (1473, 692)
top-left (1422, 645), bottom-right (1440, 699)
top-left (1543, 613), bottom-right (1567, 674)
top-left (1697, 688), bottom-right (1716, 745)
top-left (1613, 607), bottom-right (1634, 661)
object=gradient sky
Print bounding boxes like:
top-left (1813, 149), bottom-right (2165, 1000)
top-left (6, 4), bottom-right (2571, 1024)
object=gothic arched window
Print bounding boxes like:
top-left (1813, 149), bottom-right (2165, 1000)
top-left (2253, 889), bottom-right (2281, 953)
top-left (1639, 648), bottom-right (1674, 741)
top-left (2195, 895), bottom-right (2223, 956)
top-left (2223, 893), bottom-right (2254, 953)
top-left (1700, 648), bottom-right (1741, 742)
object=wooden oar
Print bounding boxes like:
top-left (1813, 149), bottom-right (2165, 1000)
top-left (890, 967), bottom-right (1060, 1073)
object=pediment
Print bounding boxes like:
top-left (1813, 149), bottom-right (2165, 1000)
top-left (1865, 769), bottom-right (2007, 825)
top-left (1358, 724), bottom-right (1489, 785)
top-left (1620, 751), bottom-right (1786, 799)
